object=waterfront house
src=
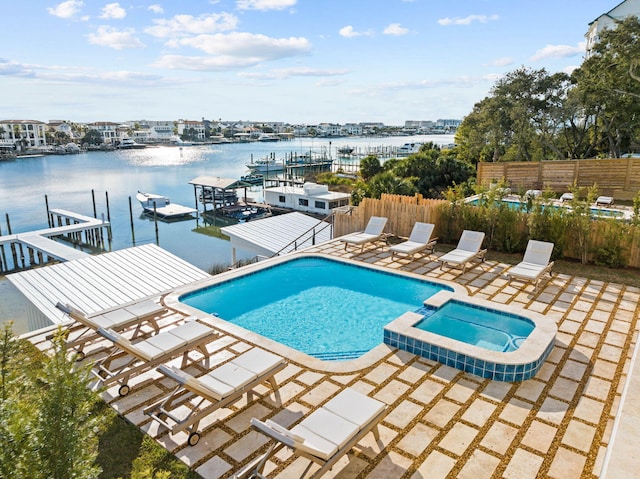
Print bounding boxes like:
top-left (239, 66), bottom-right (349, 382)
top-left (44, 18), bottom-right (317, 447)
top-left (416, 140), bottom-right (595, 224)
top-left (263, 182), bottom-right (351, 216)
top-left (586, 0), bottom-right (640, 55)
top-left (0, 120), bottom-right (47, 149)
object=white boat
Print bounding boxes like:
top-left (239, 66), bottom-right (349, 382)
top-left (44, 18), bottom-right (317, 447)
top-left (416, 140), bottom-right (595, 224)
top-left (136, 191), bottom-right (196, 219)
top-left (118, 138), bottom-right (146, 149)
top-left (246, 156), bottom-right (285, 172)
top-left (396, 142), bottom-right (423, 156)
top-left (257, 133), bottom-right (279, 142)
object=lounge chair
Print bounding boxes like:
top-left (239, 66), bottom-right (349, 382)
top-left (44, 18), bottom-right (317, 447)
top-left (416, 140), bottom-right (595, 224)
top-left (56, 299), bottom-right (164, 359)
top-left (92, 320), bottom-right (219, 396)
top-left (238, 387), bottom-right (388, 479)
top-left (560, 192), bottom-right (574, 202)
top-left (341, 216), bottom-right (388, 252)
top-left (438, 230), bottom-right (486, 273)
top-left (144, 347), bottom-right (286, 446)
top-left (389, 222), bottom-right (437, 260)
top-left (506, 239), bottom-right (554, 291)
top-left (595, 196), bottom-right (614, 207)
top-left (525, 189), bottom-right (542, 199)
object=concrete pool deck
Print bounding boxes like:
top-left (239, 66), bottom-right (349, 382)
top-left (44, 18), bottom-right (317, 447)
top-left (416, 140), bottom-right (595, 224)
top-left (28, 239), bottom-right (639, 478)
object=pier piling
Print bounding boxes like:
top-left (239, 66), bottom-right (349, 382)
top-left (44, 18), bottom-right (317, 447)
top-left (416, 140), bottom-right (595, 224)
top-left (128, 196), bottom-right (136, 245)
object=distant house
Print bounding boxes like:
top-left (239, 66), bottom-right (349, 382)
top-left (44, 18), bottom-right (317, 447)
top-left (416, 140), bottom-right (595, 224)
top-left (586, 0), bottom-right (640, 55)
top-left (86, 121), bottom-right (119, 144)
top-left (264, 182), bottom-right (351, 216)
top-left (0, 120), bottom-right (47, 149)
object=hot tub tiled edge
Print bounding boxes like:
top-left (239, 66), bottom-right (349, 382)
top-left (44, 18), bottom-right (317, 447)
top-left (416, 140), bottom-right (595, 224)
top-left (383, 296), bottom-right (557, 382)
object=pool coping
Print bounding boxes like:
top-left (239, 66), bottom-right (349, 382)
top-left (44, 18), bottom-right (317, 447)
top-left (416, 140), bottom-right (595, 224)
top-left (164, 252), bottom-right (555, 375)
top-left (164, 252), bottom-right (468, 373)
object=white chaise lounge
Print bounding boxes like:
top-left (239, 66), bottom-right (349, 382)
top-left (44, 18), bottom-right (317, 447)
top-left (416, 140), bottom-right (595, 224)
top-left (92, 320), bottom-right (219, 396)
top-left (438, 230), bottom-right (486, 273)
top-left (595, 196), bottom-right (614, 207)
top-left (389, 222), bottom-right (437, 260)
top-left (56, 299), bottom-right (164, 359)
top-left (239, 387), bottom-right (388, 479)
top-left (144, 347), bottom-right (287, 446)
top-left (341, 216), bottom-right (388, 252)
top-left (506, 239), bottom-right (554, 291)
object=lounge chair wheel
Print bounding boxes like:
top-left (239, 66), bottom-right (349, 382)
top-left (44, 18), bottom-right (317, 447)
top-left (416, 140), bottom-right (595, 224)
top-left (118, 384), bottom-right (130, 397)
top-left (187, 432), bottom-right (200, 446)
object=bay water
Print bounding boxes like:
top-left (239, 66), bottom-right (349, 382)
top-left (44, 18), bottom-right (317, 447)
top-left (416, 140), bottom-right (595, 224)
top-left (0, 134), bottom-right (454, 332)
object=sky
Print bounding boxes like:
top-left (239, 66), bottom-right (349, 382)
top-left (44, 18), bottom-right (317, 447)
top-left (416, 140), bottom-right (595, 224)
top-left (0, 0), bottom-right (618, 125)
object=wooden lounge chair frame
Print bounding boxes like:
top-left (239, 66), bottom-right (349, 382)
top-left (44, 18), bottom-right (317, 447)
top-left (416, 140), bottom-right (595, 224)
top-left (144, 348), bottom-right (286, 446)
top-left (92, 320), bottom-right (219, 396)
top-left (341, 216), bottom-right (388, 253)
top-left (56, 300), bottom-right (163, 359)
top-left (237, 388), bottom-right (388, 479)
top-left (506, 239), bottom-right (554, 291)
top-left (438, 230), bottom-right (487, 273)
top-left (389, 222), bottom-right (437, 260)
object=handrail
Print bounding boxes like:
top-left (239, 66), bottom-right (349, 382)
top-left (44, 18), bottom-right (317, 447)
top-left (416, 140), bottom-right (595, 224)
top-left (270, 211), bottom-right (336, 258)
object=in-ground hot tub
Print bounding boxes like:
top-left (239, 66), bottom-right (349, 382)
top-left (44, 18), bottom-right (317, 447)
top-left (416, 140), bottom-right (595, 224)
top-left (384, 291), bottom-right (557, 381)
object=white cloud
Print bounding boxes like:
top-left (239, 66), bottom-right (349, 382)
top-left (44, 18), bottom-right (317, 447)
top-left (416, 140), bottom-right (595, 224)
top-left (100, 3), bottom-right (126, 19)
top-left (47, 0), bottom-right (84, 19)
top-left (438, 14), bottom-right (499, 26)
top-left (339, 25), bottom-right (372, 38)
top-left (238, 67), bottom-right (348, 80)
top-left (489, 57), bottom-right (514, 67)
top-left (530, 42), bottom-right (586, 61)
top-left (145, 13), bottom-right (238, 38)
top-left (0, 58), bottom-right (169, 85)
top-left (148, 4), bottom-right (164, 14)
top-left (152, 54), bottom-right (262, 71)
top-left (383, 23), bottom-right (408, 36)
top-left (236, 0), bottom-right (296, 11)
top-left (87, 26), bottom-right (145, 50)
top-left (168, 32), bottom-right (311, 58)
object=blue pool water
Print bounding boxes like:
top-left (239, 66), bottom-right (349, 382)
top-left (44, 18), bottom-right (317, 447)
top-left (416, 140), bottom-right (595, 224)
top-left (415, 300), bottom-right (534, 352)
top-left (180, 257), bottom-right (451, 360)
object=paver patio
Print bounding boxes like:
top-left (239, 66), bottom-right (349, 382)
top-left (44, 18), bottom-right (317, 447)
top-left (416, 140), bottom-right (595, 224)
top-left (28, 238), bottom-right (640, 478)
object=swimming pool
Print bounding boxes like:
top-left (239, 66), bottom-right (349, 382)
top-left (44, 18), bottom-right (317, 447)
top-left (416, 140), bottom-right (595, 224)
top-left (179, 256), bottom-right (453, 360)
top-left (466, 196), bottom-right (629, 219)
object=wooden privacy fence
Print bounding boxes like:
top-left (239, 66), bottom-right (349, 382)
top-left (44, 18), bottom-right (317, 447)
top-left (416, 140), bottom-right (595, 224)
top-left (333, 194), bottom-right (446, 238)
top-left (477, 158), bottom-right (640, 200)
top-left (332, 192), bottom-right (640, 268)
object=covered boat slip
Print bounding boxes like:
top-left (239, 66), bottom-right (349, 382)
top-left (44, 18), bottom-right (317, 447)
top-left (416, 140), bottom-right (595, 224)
top-left (7, 243), bottom-right (210, 331)
top-left (188, 176), bottom-right (254, 213)
top-left (221, 212), bottom-right (333, 263)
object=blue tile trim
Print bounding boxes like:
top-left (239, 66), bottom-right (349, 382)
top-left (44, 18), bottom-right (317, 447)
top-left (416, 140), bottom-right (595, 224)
top-left (384, 329), bottom-right (553, 382)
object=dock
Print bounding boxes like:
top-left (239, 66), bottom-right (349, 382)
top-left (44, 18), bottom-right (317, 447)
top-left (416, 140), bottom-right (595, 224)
top-left (0, 209), bottom-right (111, 273)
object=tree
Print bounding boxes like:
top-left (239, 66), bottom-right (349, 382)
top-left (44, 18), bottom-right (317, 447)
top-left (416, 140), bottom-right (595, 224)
top-left (359, 155), bottom-right (382, 180)
top-left (572, 16), bottom-right (640, 158)
top-left (456, 67), bottom-right (574, 163)
top-left (367, 171), bottom-right (416, 198)
top-left (0, 325), bottom-right (101, 479)
top-left (81, 129), bottom-right (103, 146)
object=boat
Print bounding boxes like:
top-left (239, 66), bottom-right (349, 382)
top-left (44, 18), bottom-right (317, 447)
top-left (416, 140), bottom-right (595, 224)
top-left (246, 156), bottom-right (285, 172)
top-left (118, 138), bottom-right (146, 149)
top-left (396, 142), bottom-right (423, 156)
top-left (240, 173), bottom-right (265, 186)
top-left (257, 133), bottom-right (279, 142)
top-left (136, 191), bottom-right (196, 220)
top-left (337, 146), bottom-right (354, 155)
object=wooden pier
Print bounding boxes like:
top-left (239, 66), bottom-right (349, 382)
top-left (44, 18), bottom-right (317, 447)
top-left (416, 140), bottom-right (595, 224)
top-left (0, 209), bottom-right (111, 273)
